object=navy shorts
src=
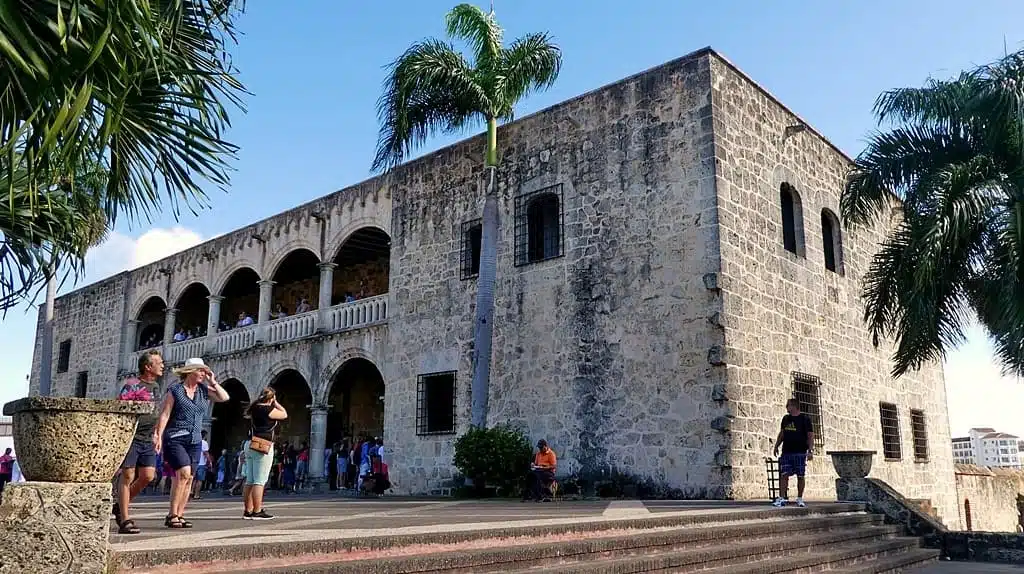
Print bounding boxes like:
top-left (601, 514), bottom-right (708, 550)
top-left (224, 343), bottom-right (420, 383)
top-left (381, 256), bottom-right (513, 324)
top-left (163, 435), bottom-right (202, 474)
top-left (779, 453), bottom-right (807, 477)
top-left (121, 439), bottom-right (157, 469)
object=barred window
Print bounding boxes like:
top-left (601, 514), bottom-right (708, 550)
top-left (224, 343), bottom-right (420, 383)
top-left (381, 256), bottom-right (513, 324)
top-left (515, 184), bottom-right (563, 266)
top-left (57, 339), bottom-right (71, 373)
top-left (910, 409), bottom-right (928, 462)
top-left (74, 371), bottom-right (88, 398)
top-left (416, 372), bottom-right (456, 436)
top-left (460, 220), bottom-right (482, 280)
top-left (792, 372), bottom-right (824, 452)
top-left (879, 402), bottom-right (902, 460)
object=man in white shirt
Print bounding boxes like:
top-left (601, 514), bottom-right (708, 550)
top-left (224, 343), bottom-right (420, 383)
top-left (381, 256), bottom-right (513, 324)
top-left (236, 312), bottom-right (254, 327)
top-left (192, 431), bottom-right (210, 499)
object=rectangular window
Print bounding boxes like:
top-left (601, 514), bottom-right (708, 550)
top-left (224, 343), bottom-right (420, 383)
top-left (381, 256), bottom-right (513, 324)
top-left (74, 371), bottom-right (88, 398)
top-left (416, 372), bottom-right (456, 436)
top-left (879, 402), bottom-right (902, 460)
top-left (460, 219), bottom-right (482, 280)
top-left (57, 339), bottom-right (71, 373)
top-left (791, 372), bottom-right (824, 452)
top-left (910, 409), bottom-right (928, 462)
top-left (514, 184), bottom-right (564, 266)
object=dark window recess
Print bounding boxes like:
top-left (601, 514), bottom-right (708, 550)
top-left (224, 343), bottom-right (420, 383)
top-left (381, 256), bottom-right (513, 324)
top-left (57, 339), bottom-right (71, 373)
top-left (791, 372), bottom-right (825, 452)
top-left (780, 183), bottom-right (803, 256)
top-left (821, 209), bottom-right (843, 273)
top-left (74, 371), bottom-right (88, 398)
top-left (910, 409), bottom-right (929, 462)
top-left (460, 220), bottom-right (482, 279)
top-left (879, 402), bottom-right (902, 460)
top-left (416, 372), bottom-right (456, 435)
top-left (515, 184), bottom-right (564, 266)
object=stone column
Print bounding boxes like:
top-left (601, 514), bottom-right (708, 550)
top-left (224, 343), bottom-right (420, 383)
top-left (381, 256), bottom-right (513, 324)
top-left (205, 295), bottom-right (224, 354)
top-left (256, 280), bottom-right (274, 343)
top-left (162, 308), bottom-right (178, 350)
top-left (308, 405), bottom-right (330, 490)
top-left (316, 262), bottom-right (336, 332)
top-left (123, 319), bottom-right (140, 373)
top-left (37, 274), bottom-right (57, 396)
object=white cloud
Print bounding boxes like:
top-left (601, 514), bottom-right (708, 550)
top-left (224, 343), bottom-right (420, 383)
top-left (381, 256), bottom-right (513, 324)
top-left (81, 226), bottom-right (204, 284)
top-left (943, 322), bottom-right (1024, 439)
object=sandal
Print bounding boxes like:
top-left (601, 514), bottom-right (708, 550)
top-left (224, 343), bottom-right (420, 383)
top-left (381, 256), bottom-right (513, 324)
top-left (117, 519), bottom-right (141, 534)
top-left (164, 515), bottom-right (186, 529)
top-left (177, 515), bottom-right (193, 528)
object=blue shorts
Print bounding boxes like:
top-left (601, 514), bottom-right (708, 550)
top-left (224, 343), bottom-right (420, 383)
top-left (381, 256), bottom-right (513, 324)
top-left (121, 439), bottom-right (157, 469)
top-left (163, 435), bottom-right (202, 474)
top-left (779, 453), bottom-right (807, 477)
top-left (196, 464), bottom-right (207, 481)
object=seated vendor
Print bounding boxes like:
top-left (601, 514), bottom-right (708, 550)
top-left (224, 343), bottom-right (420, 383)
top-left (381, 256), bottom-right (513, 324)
top-left (526, 439), bottom-right (557, 502)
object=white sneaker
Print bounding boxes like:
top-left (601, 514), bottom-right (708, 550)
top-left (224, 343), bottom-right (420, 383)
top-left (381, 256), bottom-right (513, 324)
top-left (796, 498), bottom-right (806, 508)
top-left (772, 497), bottom-right (788, 507)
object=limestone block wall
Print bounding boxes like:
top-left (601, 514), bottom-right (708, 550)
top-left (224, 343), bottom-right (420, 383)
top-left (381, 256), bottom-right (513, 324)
top-left (28, 274), bottom-right (130, 399)
top-left (954, 464), bottom-right (1024, 532)
top-left (707, 54), bottom-right (957, 524)
top-left (385, 50), bottom-right (725, 496)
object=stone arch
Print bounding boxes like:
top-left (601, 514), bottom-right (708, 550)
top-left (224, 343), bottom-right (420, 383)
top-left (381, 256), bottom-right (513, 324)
top-left (820, 207), bottom-right (844, 275)
top-left (328, 225), bottom-right (391, 306)
top-left (129, 289), bottom-right (167, 321)
top-left (171, 282), bottom-right (211, 338)
top-left (268, 247), bottom-right (321, 314)
top-left (323, 356), bottom-right (385, 448)
top-left (316, 347), bottom-right (378, 405)
top-left (266, 359), bottom-right (312, 390)
top-left (268, 367), bottom-right (314, 448)
top-left (212, 260), bottom-right (263, 295)
top-left (210, 378), bottom-right (251, 456)
top-left (325, 219), bottom-right (390, 262)
top-left (169, 274), bottom-right (210, 307)
top-left (779, 182), bottom-right (806, 257)
top-left (133, 295), bottom-right (167, 350)
top-left (264, 239), bottom-right (322, 279)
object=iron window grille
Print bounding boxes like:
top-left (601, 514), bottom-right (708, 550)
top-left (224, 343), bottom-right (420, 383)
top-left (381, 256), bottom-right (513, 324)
top-left (460, 219), bottom-right (482, 280)
top-left (910, 409), bottom-right (929, 462)
top-left (416, 371), bottom-right (457, 436)
top-left (791, 372), bottom-right (825, 452)
top-left (879, 402), bottom-right (902, 460)
top-left (74, 371), bottom-right (88, 398)
top-left (515, 184), bottom-right (564, 266)
top-left (57, 339), bottom-right (71, 373)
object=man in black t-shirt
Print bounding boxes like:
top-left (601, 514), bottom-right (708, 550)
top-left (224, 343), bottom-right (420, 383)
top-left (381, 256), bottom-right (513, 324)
top-left (772, 398), bottom-right (814, 507)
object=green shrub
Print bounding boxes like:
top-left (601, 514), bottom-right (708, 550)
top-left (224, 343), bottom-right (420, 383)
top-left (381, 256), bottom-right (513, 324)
top-left (453, 425), bottom-right (533, 496)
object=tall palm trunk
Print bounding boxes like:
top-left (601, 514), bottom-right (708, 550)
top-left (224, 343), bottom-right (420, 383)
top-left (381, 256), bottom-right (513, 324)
top-left (470, 117), bottom-right (499, 428)
top-left (38, 269), bottom-right (56, 396)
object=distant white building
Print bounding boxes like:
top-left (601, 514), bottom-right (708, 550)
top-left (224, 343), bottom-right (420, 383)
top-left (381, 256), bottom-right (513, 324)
top-left (0, 415), bottom-right (11, 454)
top-left (952, 428), bottom-right (1021, 468)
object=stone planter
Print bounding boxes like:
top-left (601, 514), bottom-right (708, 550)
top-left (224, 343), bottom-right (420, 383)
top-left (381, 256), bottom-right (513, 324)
top-left (3, 397), bottom-right (153, 482)
top-left (826, 450), bottom-right (876, 479)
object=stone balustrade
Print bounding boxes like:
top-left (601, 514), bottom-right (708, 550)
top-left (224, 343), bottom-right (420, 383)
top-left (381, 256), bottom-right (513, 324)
top-left (266, 309), bottom-right (318, 344)
top-left (326, 293), bottom-right (388, 331)
top-left (216, 323), bottom-right (258, 354)
top-left (165, 337), bottom-right (206, 364)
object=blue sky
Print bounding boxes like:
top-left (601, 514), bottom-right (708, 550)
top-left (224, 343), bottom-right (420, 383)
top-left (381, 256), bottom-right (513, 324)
top-left (1, 0), bottom-right (1023, 437)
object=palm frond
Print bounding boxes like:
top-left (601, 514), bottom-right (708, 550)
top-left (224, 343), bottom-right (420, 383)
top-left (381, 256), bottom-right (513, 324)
top-left (496, 32), bottom-right (561, 119)
top-left (445, 3), bottom-right (502, 71)
top-left (373, 39), bottom-right (488, 172)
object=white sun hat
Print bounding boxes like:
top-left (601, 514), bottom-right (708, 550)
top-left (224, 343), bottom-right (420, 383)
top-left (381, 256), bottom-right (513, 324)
top-left (173, 357), bottom-right (209, 376)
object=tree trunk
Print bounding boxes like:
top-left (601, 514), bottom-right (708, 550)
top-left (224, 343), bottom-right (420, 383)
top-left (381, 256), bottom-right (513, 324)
top-left (470, 161), bottom-right (498, 429)
top-left (38, 271), bottom-right (56, 396)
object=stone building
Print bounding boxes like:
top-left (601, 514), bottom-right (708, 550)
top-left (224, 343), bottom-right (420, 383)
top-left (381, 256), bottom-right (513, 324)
top-left (28, 47), bottom-right (957, 523)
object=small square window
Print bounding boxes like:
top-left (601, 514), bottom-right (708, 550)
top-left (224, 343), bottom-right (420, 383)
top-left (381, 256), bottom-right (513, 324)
top-left (74, 371), bottom-right (88, 398)
top-left (57, 340), bottom-right (71, 373)
top-left (416, 372), bottom-right (456, 436)
top-left (879, 402), bottom-right (902, 460)
top-left (515, 184), bottom-right (564, 266)
top-left (910, 409), bottom-right (928, 462)
top-left (460, 220), bottom-right (482, 280)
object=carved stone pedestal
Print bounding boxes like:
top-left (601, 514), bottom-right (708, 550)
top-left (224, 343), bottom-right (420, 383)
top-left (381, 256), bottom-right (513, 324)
top-left (0, 482), bottom-right (112, 574)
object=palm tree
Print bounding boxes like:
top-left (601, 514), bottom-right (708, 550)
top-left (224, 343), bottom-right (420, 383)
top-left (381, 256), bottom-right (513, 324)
top-left (841, 49), bottom-right (1024, 378)
top-left (0, 0), bottom-right (247, 310)
top-left (372, 3), bottom-right (561, 427)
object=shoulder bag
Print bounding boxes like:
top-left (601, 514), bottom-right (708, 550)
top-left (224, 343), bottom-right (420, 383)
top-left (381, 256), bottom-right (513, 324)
top-left (249, 405), bottom-right (277, 454)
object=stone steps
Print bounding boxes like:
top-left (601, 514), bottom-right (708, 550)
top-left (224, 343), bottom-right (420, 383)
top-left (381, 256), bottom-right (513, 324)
top-left (116, 504), bottom-right (937, 574)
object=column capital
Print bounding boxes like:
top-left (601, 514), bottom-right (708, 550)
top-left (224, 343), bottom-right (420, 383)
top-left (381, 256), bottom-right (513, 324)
top-left (317, 262), bottom-right (337, 271)
top-left (258, 279), bottom-right (276, 288)
top-left (164, 307), bottom-right (178, 316)
top-left (207, 295), bottom-right (225, 303)
top-left (309, 404), bottom-right (332, 415)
